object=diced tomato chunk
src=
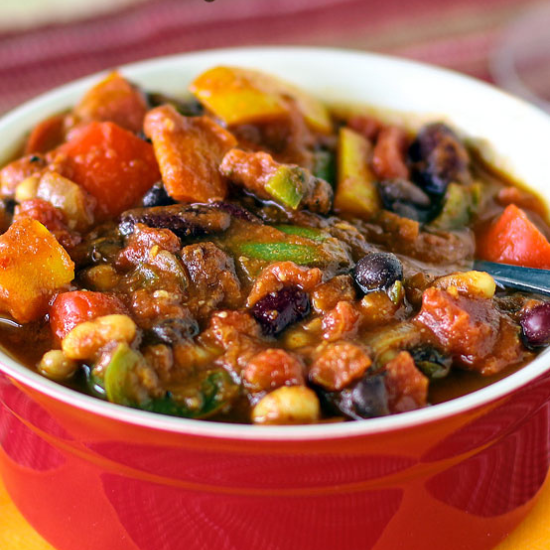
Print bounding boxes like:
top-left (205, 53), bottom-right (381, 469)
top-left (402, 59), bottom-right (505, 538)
top-left (25, 114), bottom-right (66, 154)
top-left (372, 126), bottom-right (409, 180)
top-left (477, 204), bottom-right (550, 268)
top-left (0, 154), bottom-right (46, 197)
top-left (15, 198), bottom-right (65, 231)
top-left (309, 342), bottom-right (371, 391)
top-left (50, 290), bottom-right (127, 341)
top-left (415, 287), bottom-right (524, 374)
top-left (74, 72), bottom-right (147, 134)
top-left (14, 198), bottom-right (78, 250)
top-left (50, 122), bottom-right (160, 218)
top-left (416, 287), bottom-right (498, 365)
top-left (321, 301), bottom-right (361, 342)
top-left (384, 351), bottom-right (428, 413)
top-left (243, 349), bottom-right (304, 392)
top-left (116, 223), bottom-right (181, 270)
top-left (346, 115), bottom-right (382, 142)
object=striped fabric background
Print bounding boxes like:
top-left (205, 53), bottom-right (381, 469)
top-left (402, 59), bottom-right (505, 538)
top-left (0, 0), bottom-right (545, 114)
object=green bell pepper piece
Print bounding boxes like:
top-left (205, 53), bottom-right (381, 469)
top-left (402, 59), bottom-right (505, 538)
top-left (274, 224), bottom-right (329, 241)
top-left (104, 343), bottom-right (144, 406)
top-left (104, 343), bottom-right (238, 419)
top-left (312, 149), bottom-right (335, 185)
top-left (146, 370), bottom-right (239, 419)
top-left (237, 242), bottom-right (323, 265)
top-left (264, 166), bottom-right (305, 209)
top-left (430, 182), bottom-right (482, 231)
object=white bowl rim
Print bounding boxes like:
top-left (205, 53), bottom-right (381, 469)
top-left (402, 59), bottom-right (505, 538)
top-left (0, 45), bottom-right (549, 442)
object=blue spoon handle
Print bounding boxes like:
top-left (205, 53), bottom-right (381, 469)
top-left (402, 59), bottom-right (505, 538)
top-left (473, 260), bottom-right (550, 296)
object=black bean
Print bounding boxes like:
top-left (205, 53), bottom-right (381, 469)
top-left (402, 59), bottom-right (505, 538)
top-left (141, 182), bottom-right (177, 208)
top-left (146, 317), bottom-right (199, 346)
top-left (378, 178), bottom-right (434, 223)
top-left (520, 303), bottom-right (550, 348)
top-left (319, 374), bottom-right (389, 420)
top-left (351, 375), bottom-right (390, 418)
top-left (354, 252), bottom-right (403, 294)
top-left (251, 286), bottom-right (310, 336)
top-left (409, 346), bottom-right (452, 379)
top-left (409, 123), bottom-right (470, 197)
top-left (119, 204), bottom-right (231, 239)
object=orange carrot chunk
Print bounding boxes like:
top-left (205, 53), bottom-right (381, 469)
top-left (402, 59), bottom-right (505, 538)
top-left (51, 121), bottom-right (161, 219)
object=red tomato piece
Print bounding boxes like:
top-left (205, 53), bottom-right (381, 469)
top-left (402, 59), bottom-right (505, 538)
top-left (372, 125), bottom-right (409, 180)
top-left (25, 114), bottom-right (66, 154)
top-left (73, 72), bottom-right (148, 134)
top-left (50, 291), bottom-right (127, 341)
top-left (14, 198), bottom-right (78, 250)
top-left (50, 122), bottom-right (161, 219)
top-left (477, 204), bottom-right (550, 268)
top-left (346, 115), bottom-right (382, 142)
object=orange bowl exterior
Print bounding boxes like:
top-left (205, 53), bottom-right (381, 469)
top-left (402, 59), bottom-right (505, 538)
top-left (1, 368), bottom-right (549, 550)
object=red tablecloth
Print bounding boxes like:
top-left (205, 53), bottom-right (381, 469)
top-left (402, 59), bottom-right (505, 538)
top-left (0, 0), bottom-right (542, 114)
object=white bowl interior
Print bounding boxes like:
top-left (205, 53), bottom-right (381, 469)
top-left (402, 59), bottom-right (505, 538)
top-left (0, 46), bottom-right (549, 440)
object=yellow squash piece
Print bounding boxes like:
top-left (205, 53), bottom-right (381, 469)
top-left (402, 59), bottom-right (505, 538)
top-left (190, 66), bottom-right (332, 133)
top-left (334, 127), bottom-right (381, 218)
top-left (0, 218), bottom-right (74, 322)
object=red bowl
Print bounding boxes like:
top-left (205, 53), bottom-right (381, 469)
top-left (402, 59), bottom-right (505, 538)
top-left (0, 47), bottom-right (550, 550)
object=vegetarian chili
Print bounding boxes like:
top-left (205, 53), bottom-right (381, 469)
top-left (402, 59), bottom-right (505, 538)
top-left (0, 66), bottom-right (548, 425)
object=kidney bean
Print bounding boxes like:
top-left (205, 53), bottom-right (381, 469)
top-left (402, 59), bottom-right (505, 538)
top-left (251, 286), bottom-right (310, 336)
top-left (520, 303), bottom-right (550, 347)
top-left (409, 123), bottom-right (470, 197)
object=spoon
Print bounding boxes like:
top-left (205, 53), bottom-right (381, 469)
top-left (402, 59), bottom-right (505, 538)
top-left (473, 260), bottom-right (550, 297)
